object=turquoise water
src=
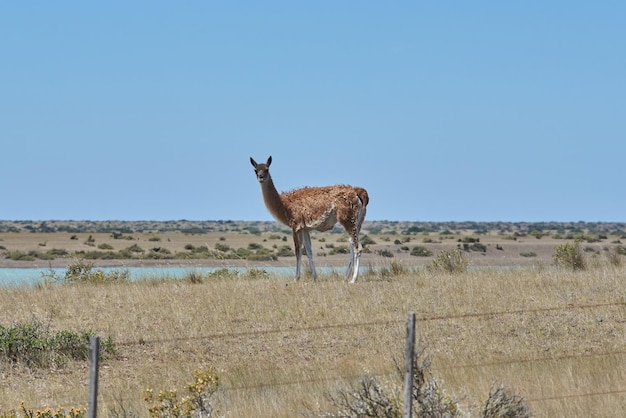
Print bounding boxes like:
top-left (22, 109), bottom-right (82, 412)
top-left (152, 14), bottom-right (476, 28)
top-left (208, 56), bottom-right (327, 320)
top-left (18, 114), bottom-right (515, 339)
top-left (0, 266), bottom-right (302, 287)
top-left (0, 265), bottom-right (360, 287)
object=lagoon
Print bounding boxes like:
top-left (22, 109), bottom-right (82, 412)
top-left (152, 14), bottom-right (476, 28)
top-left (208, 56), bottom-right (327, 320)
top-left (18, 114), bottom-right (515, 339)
top-left (0, 266), bottom-right (303, 287)
top-left (0, 265), bottom-right (364, 287)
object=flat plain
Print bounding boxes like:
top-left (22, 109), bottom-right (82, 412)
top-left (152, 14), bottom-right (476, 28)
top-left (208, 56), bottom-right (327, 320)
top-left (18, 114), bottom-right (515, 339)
top-left (0, 220), bottom-right (625, 417)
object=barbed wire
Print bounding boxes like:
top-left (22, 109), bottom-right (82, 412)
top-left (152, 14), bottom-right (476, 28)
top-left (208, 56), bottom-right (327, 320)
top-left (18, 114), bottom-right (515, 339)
top-left (115, 301), bottom-right (625, 347)
top-left (10, 300), bottom-right (626, 413)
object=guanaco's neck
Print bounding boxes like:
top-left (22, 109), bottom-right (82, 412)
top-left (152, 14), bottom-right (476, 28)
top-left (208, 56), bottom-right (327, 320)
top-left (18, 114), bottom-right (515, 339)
top-left (260, 175), bottom-right (291, 226)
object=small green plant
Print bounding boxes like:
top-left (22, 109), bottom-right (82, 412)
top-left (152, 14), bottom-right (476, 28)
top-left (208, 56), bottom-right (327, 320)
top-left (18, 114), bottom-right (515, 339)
top-left (276, 245), bottom-right (295, 257)
top-left (214, 242), bottom-right (231, 252)
top-left (410, 246), bottom-right (433, 257)
top-left (329, 245), bottom-right (349, 255)
top-left (553, 240), bottom-right (586, 270)
top-left (428, 249), bottom-right (468, 274)
top-left (145, 368), bottom-right (220, 418)
top-left (377, 249), bottom-right (395, 258)
top-left (360, 235), bottom-right (376, 245)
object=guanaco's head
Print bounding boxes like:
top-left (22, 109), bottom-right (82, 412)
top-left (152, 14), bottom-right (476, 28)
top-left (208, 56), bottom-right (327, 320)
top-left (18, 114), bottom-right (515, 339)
top-left (250, 156), bottom-right (272, 184)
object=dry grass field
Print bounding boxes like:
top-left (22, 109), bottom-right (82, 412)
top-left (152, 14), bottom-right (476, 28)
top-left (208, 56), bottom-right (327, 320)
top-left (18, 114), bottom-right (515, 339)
top-left (0, 221), bottom-right (625, 417)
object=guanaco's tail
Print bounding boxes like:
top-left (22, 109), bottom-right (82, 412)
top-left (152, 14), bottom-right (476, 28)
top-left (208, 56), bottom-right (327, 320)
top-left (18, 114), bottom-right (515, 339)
top-left (355, 187), bottom-right (369, 208)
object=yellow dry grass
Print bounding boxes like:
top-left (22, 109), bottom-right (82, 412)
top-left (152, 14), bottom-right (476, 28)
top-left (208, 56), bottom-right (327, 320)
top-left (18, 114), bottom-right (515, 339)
top-left (0, 257), bottom-right (624, 417)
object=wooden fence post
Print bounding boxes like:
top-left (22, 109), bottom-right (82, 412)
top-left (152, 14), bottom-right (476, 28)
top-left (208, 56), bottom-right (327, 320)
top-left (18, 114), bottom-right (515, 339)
top-left (403, 312), bottom-right (416, 418)
top-left (88, 336), bottom-right (100, 418)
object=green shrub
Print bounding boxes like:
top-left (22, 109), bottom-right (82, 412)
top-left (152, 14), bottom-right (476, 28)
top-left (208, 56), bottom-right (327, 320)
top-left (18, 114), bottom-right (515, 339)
top-left (377, 249), bottom-right (395, 258)
top-left (215, 243), bottom-right (231, 252)
top-left (428, 249), bottom-right (468, 274)
top-left (411, 246), bottom-right (433, 257)
top-left (0, 319), bottom-right (113, 368)
top-left (62, 259), bottom-right (130, 284)
top-left (360, 235), bottom-right (376, 245)
top-left (246, 248), bottom-right (276, 261)
top-left (146, 247), bottom-right (173, 260)
top-left (276, 245), bottom-right (295, 257)
top-left (8, 251), bottom-right (37, 261)
top-left (329, 245), bottom-right (349, 255)
top-left (97, 243), bottom-right (114, 250)
top-left (553, 241), bottom-right (586, 270)
top-left (126, 244), bottom-right (144, 253)
top-left (234, 247), bottom-right (252, 258)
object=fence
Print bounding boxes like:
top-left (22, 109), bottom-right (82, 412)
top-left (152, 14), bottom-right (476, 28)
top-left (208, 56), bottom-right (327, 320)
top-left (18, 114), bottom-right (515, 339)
top-left (22, 301), bottom-right (626, 416)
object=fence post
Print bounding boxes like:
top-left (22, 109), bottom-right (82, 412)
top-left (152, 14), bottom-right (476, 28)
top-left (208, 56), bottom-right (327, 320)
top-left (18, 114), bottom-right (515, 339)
top-left (403, 312), bottom-right (416, 418)
top-left (88, 336), bottom-right (100, 418)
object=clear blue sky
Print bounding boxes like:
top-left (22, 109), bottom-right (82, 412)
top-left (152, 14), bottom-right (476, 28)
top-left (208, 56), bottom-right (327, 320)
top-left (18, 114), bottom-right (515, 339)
top-left (1, 2), bottom-right (624, 222)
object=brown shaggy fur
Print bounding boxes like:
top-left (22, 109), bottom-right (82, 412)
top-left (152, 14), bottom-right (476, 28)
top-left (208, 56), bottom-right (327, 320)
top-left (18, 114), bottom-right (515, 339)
top-left (250, 156), bottom-right (368, 283)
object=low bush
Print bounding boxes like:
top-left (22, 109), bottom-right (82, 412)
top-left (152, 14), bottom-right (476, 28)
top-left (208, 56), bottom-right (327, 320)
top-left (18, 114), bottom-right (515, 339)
top-left (410, 246), bottom-right (432, 257)
top-left (0, 319), bottom-right (113, 368)
top-left (329, 245), bottom-right (349, 255)
top-left (276, 245), bottom-right (295, 257)
top-left (377, 249), bottom-right (395, 258)
top-left (553, 241), bottom-right (586, 271)
top-left (482, 385), bottom-right (532, 418)
top-left (520, 252), bottom-right (537, 258)
top-left (316, 345), bottom-right (463, 418)
top-left (360, 235), bottom-right (376, 245)
top-left (50, 259), bottom-right (130, 284)
top-left (428, 249), bottom-right (468, 274)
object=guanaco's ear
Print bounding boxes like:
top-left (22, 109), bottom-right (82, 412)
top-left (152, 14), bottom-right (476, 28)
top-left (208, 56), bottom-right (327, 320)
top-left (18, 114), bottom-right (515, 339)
top-left (250, 157), bottom-right (258, 168)
top-left (266, 156), bottom-right (272, 167)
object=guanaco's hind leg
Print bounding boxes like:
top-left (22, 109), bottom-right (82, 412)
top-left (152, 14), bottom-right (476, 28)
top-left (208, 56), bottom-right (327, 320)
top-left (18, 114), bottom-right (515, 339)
top-left (345, 195), bottom-right (365, 283)
top-left (301, 231), bottom-right (317, 281)
top-left (293, 230), bottom-right (302, 281)
top-left (293, 229), bottom-right (317, 281)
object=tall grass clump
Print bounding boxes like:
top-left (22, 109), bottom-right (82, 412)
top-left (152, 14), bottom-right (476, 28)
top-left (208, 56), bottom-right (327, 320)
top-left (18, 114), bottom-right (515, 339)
top-left (553, 240), bottom-right (586, 271)
top-left (428, 248), bottom-right (468, 274)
